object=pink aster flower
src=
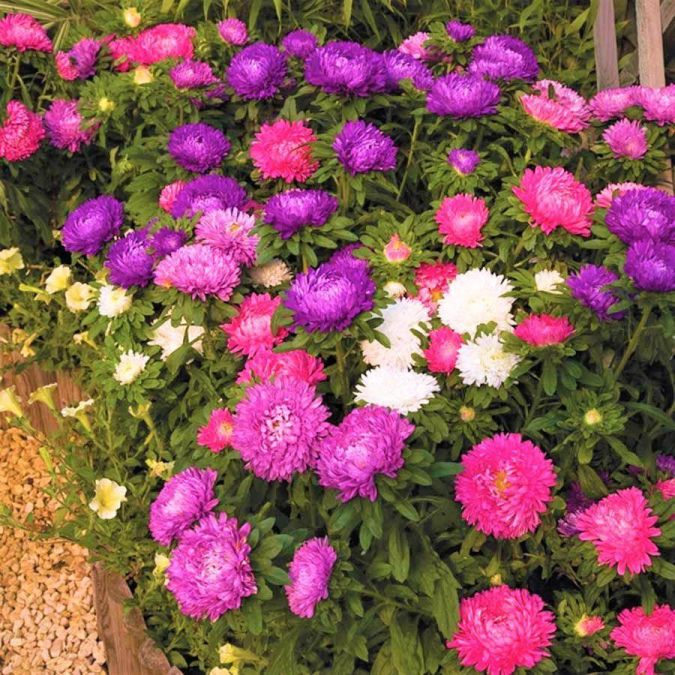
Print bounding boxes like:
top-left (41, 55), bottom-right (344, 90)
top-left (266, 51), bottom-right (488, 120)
top-left (611, 604), bottom-right (675, 675)
top-left (424, 326), bottom-right (463, 373)
top-left (43, 99), bottom-right (97, 153)
top-left (413, 261), bottom-right (458, 314)
top-left (158, 180), bottom-right (186, 213)
top-left (237, 349), bottom-right (326, 386)
top-left (398, 31), bottom-right (438, 62)
top-left (574, 614), bottom-right (605, 637)
top-left (655, 477), bottom-right (675, 500)
top-left (589, 86), bottom-right (640, 121)
top-left (447, 586), bottom-right (556, 675)
top-left (249, 119), bottom-right (319, 183)
top-left (602, 119), bottom-right (648, 160)
top-left (0, 13), bottom-right (52, 52)
top-left (55, 38), bottom-right (100, 81)
top-left (636, 84), bottom-right (675, 126)
top-left (0, 100), bottom-right (44, 162)
top-left (436, 194), bottom-right (489, 248)
top-left (575, 487), bottom-right (661, 575)
top-left (220, 293), bottom-right (288, 356)
top-left (197, 408), bottom-right (234, 453)
top-left (383, 233), bottom-right (412, 263)
top-left (195, 207), bottom-right (258, 266)
top-left (594, 182), bottom-right (650, 208)
top-left (286, 537), bottom-right (337, 618)
top-left (454, 433), bottom-right (557, 539)
top-left (513, 166), bottom-right (593, 237)
top-left (520, 79), bottom-right (590, 133)
top-left (514, 314), bottom-right (574, 347)
top-left (217, 18), bottom-right (248, 45)
top-left (109, 23), bottom-right (195, 70)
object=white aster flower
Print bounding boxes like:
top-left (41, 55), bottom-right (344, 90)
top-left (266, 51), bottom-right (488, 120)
top-left (65, 282), bottom-right (95, 312)
top-left (383, 281), bottom-right (407, 298)
top-left (98, 285), bottom-right (132, 317)
top-left (148, 319), bottom-right (204, 360)
top-left (438, 268), bottom-right (514, 337)
top-left (89, 478), bottom-right (127, 519)
top-left (456, 332), bottom-right (520, 388)
top-left (249, 259), bottom-right (292, 288)
top-left (44, 265), bottom-right (72, 293)
top-left (354, 366), bottom-right (439, 414)
top-left (534, 269), bottom-right (565, 294)
top-left (361, 298), bottom-right (431, 370)
top-left (113, 350), bottom-right (149, 385)
top-left (0, 247), bottom-right (24, 275)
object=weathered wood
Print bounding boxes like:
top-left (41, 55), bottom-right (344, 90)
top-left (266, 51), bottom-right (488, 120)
top-left (661, 0), bottom-right (675, 31)
top-left (636, 0), bottom-right (666, 86)
top-left (594, 0), bottom-right (620, 90)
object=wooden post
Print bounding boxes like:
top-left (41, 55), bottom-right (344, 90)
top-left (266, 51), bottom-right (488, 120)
top-left (594, 0), bottom-right (620, 90)
top-left (636, 0), bottom-right (666, 86)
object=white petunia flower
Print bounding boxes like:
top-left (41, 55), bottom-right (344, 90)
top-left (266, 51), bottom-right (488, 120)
top-left (0, 247), bottom-right (24, 275)
top-left (249, 259), bottom-right (292, 288)
top-left (534, 269), bottom-right (565, 294)
top-left (456, 333), bottom-right (520, 388)
top-left (148, 319), bottom-right (204, 360)
top-left (44, 265), bottom-right (72, 293)
top-left (89, 478), bottom-right (127, 519)
top-left (61, 398), bottom-right (94, 417)
top-left (113, 350), bottom-right (149, 385)
top-left (354, 366), bottom-right (439, 414)
top-left (98, 285), bottom-right (132, 317)
top-left (65, 282), bottom-right (95, 312)
top-left (438, 268), bottom-right (514, 337)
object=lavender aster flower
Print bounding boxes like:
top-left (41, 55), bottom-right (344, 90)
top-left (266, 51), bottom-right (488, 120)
top-left (333, 120), bottom-right (397, 175)
top-left (284, 247), bottom-right (375, 332)
top-left (624, 240), bottom-right (675, 292)
top-left (567, 264), bottom-right (624, 321)
top-left (448, 148), bottom-right (480, 175)
top-left (148, 227), bottom-right (187, 258)
top-left (426, 73), bottom-right (500, 118)
top-left (469, 35), bottom-right (539, 82)
top-left (286, 537), bottom-right (337, 618)
top-left (170, 175), bottom-right (247, 219)
top-left (603, 119), bottom-right (648, 160)
top-left (169, 60), bottom-right (218, 89)
top-left (606, 188), bottom-right (675, 245)
top-left (589, 86), bottom-right (640, 121)
top-left (62, 195), bottom-right (124, 256)
top-left (226, 43), bottom-right (287, 100)
top-left (264, 189), bottom-right (338, 239)
top-left (168, 123), bottom-right (230, 173)
top-left (304, 41), bottom-right (386, 97)
top-left (148, 467), bottom-right (219, 546)
top-left (43, 99), bottom-right (96, 153)
top-left (282, 29), bottom-right (318, 59)
top-left (656, 453), bottom-right (675, 476)
top-left (382, 50), bottom-right (434, 91)
top-left (446, 20), bottom-right (476, 42)
top-left (195, 207), bottom-right (258, 266)
top-left (55, 38), bottom-right (100, 80)
top-left (166, 512), bottom-right (257, 621)
top-left (105, 229), bottom-right (154, 288)
top-left (218, 17), bottom-right (248, 45)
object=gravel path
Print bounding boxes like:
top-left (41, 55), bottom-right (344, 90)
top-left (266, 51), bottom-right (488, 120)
top-left (0, 428), bottom-right (106, 674)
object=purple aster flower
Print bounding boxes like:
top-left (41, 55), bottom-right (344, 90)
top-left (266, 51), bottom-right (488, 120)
top-left (286, 537), bottom-right (337, 618)
top-left (426, 73), bottom-right (500, 118)
top-left (154, 243), bottom-right (241, 301)
top-left (232, 377), bottom-right (330, 481)
top-left (105, 229), bottom-right (154, 288)
top-left (382, 50), bottom-right (434, 92)
top-left (43, 99), bottom-right (96, 153)
top-left (195, 207), bottom-right (258, 266)
top-left (624, 240), bottom-right (675, 292)
top-left (148, 467), bottom-right (219, 546)
top-left (62, 195), bottom-right (124, 256)
top-left (304, 41), bottom-right (386, 97)
top-left (168, 123), bottom-right (230, 173)
top-left (282, 29), bottom-right (318, 59)
top-left (589, 86), bottom-right (640, 121)
top-left (148, 227), bottom-right (187, 258)
top-left (166, 512), bottom-right (257, 621)
top-left (557, 482), bottom-right (594, 537)
top-left (469, 35), bottom-right (539, 82)
top-left (170, 175), bottom-right (247, 219)
top-left (284, 247), bottom-right (376, 332)
top-left (169, 60), bottom-right (218, 89)
top-left (603, 119), bottom-right (648, 160)
top-left (55, 38), bottom-right (100, 80)
top-left (656, 453), bottom-right (675, 476)
top-left (315, 405), bottom-right (414, 502)
top-left (567, 264), bottom-right (625, 321)
top-left (446, 20), bottom-right (475, 42)
top-left (226, 43), bottom-right (287, 100)
top-left (448, 148), bottom-right (480, 175)
top-left (264, 189), bottom-right (338, 239)
top-left (606, 188), bottom-right (675, 245)
top-left (333, 120), bottom-right (397, 175)
top-left (217, 17), bottom-right (248, 46)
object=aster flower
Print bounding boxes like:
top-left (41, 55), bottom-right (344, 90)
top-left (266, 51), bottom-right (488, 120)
top-left (226, 43), bottom-right (287, 100)
top-left (513, 166), bottom-right (593, 237)
top-left (43, 99), bottom-right (96, 153)
top-left (333, 120), bottom-right (397, 175)
top-left (589, 86), bottom-right (640, 121)
top-left (382, 50), bottom-right (434, 91)
top-left (148, 467), bottom-right (219, 546)
top-left (159, 181), bottom-right (186, 213)
top-left (168, 123), bottom-right (230, 173)
top-left (656, 453), bottom-right (675, 476)
top-left (105, 229), bottom-right (155, 288)
top-left (304, 41), bottom-right (386, 97)
top-left (595, 182), bottom-right (651, 209)
top-left (514, 314), bottom-right (574, 346)
top-left (169, 60), bottom-right (218, 89)
top-left (148, 319), bottom-right (203, 360)
top-left (427, 73), bottom-right (501, 118)
top-left (154, 244), bottom-right (241, 302)
top-left (636, 84), bottom-right (675, 126)
top-left (264, 189), bottom-right (338, 239)
top-left (286, 537), bottom-right (337, 618)
top-left (558, 483), bottom-right (594, 537)
top-left (447, 586), bottom-right (556, 675)
top-left (446, 20), bottom-right (475, 42)
top-left (195, 207), bottom-right (258, 266)
top-left (197, 408), bottom-right (234, 453)
top-left (282, 29), bottom-right (318, 59)
top-left (249, 259), bottom-right (292, 288)
top-left (61, 195), bottom-right (124, 256)
top-left (147, 227), bottom-right (187, 259)
top-left (456, 332), bottom-right (520, 388)
top-left (55, 38), bottom-right (100, 80)
top-left (413, 262), bottom-right (458, 314)
top-left (603, 119), bottom-right (648, 160)
top-left (398, 32), bottom-right (436, 62)
top-left (170, 175), bottom-right (247, 219)
top-left (567, 264), bottom-right (624, 321)
top-left (113, 350), bottom-right (149, 385)
top-left (436, 194), bottom-right (489, 248)
top-left (448, 148), bottom-right (480, 175)
top-left (250, 119), bottom-right (318, 183)
top-left (383, 233), bottom-right (412, 263)
top-left (625, 240), bottom-right (675, 293)
top-left (166, 512), bottom-right (257, 621)
top-left (606, 188), bottom-right (675, 245)
top-left (0, 13), bottom-right (52, 52)
top-left (237, 349), bottom-right (326, 386)
top-left (469, 35), bottom-right (539, 82)
top-left (534, 269), bottom-right (565, 293)
top-left (574, 614), bottom-right (605, 638)
top-left (656, 478), bottom-right (675, 500)
top-left (0, 100), bottom-right (45, 163)
top-left (232, 377), bottom-right (330, 481)
top-left (109, 23), bottom-right (195, 69)
top-left (520, 79), bottom-right (591, 133)
top-left (424, 326), bottom-right (463, 374)
top-left (354, 366), bottom-right (439, 414)
top-left (217, 17), bottom-right (248, 45)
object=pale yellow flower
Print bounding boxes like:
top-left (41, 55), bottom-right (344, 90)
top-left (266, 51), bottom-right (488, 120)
top-left (28, 383), bottom-right (59, 411)
top-left (133, 66), bottom-right (154, 85)
top-left (123, 7), bottom-right (141, 27)
top-left (89, 478), bottom-right (127, 519)
top-left (98, 97), bottom-right (115, 113)
top-left (0, 248), bottom-right (24, 275)
top-left (153, 552), bottom-right (170, 580)
top-left (219, 643), bottom-right (263, 667)
top-left (44, 265), bottom-right (72, 293)
top-left (0, 387), bottom-right (24, 418)
top-left (146, 458), bottom-right (175, 479)
top-left (65, 282), bottom-right (95, 312)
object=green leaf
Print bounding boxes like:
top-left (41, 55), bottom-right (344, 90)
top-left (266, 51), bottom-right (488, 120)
top-left (388, 524), bottom-right (410, 583)
top-left (429, 462), bottom-right (463, 478)
top-left (577, 465), bottom-right (608, 498)
top-left (431, 573), bottom-right (459, 639)
top-left (651, 558), bottom-right (675, 581)
top-left (390, 615), bottom-right (425, 675)
top-left (541, 359), bottom-right (557, 396)
top-left (605, 436), bottom-right (643, 468)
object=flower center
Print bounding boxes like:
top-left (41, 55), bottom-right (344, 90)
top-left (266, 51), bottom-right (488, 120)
top-left (493, 470), bottom-right (511, 496)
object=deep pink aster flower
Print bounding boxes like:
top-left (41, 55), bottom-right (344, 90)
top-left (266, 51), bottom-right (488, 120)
top-left (514, 314), bottom-right (574, 346)
top-left (43, 99), bottom-right (97, 153)
top-left (520, 79), bottom-right (590, 133)
top-left (55, 38), bottom-right (100, 80)
top-left (611, 604), bottom-right (675, 675)
top-left (194, 207), bottom-right (258, 266)
top-left (232, 378), bottom-right (330, 481)
top-left (455, 433), bottom-right (557, 539)
top-left (575, 614), bottom-right (605, 637)
top-left (602, 119), bottom-right (648, 159)
top-left (217, 18), bottom-right (248, 46)
top-left (594, 182), bottom-right (650, 208)
top-left (636, 84), bottom-right (675, 126)
top-left (220, 293), bottom-right (287, 356)
top-left (575, 487), bottom-right (661, 575)
top-left (447, 586), bottom-right (556, 675)
top-left (435, 194), bottom-right (489, 248)
top-left (109, 23), bottom-right (195, 70)
top-left (148, 467), bottom-right (219, 546)
top-left (166, 512), bottom-right (257, 621)
top-left (0, 13), bottom-right (52, 52)
top-left (249, 119), bottom-right (318, 183)
top-left (197, 408), bottom-right (234, 453)
top-left (424, 326), bottom-right (463, 373)
top-left (513, 166), bottom-right (593, 237)
top-left (285, 537), bottom-right (337, 618)
top-left (656, 477), bottom-right (675, 500)
top-left (159, 180), bottom-right (186, 213)
top-left (236, 349), bottom-right (326, 386)
top-left (413, 262), bottom-right (458, 314)
top-left (0, 100), bottom-right (45, 162)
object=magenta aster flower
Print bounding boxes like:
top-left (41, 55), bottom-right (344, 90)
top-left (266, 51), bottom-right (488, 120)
top-left (170, 175), bottom-right (247, 219)
top-left (166, 512), bottom-right (257, 621)
top-left (197, 408), bottom-right (234, 453)
top-left (226, 43), bottom-right (287, 100)
top-left (333, 120), bottom-right (397, 175)
top-left (603, 119), bottom-right (648, 159)
top-left (236, 349), bottom-right (326, 386)
top-left (232, 377), bottom-right (330, 481)
top-left (195, 207), bottom-right (258, 266)
top-left (448, 148), bottom-right (480, 175)
top-left (0, 100), bottom-right (45, 163)
top-left (285, 537), bottom-right (337, 618)
top-left (636, 84), bottom-right (675, 126)
top-left (606, 188), bottom-right (675, 244)
top-left (217, 17), bottom-right (248, 45)
top-left (109, 23), bottom-right (195, 69)
top-left (446, 20), bottom-right (475, 42)
top-left (435, 193), bottom-right (489, 248)
top-left (264, 189), bottom-right (338, 239)
top-left (625, 240), bottom-right (675, 293)
top-left (169, 60), bottom-right (218, 89)
top-left (424, 326), bottom-right (463, 373)
top-left (520, 79), bottom-right (591, 133)
top-left (62, 195), bottom-right (124, 256)
top-left (469, 35), bottom-right (539, 82)
top-left (427, 73), bottom-right (500, 118)
top-left (382, 50), bottom-right (434, 92)
top-left (159, 180), bottom-right (186, 213)
top-left (567, 264), bottom-right (625, 321)
top-left (514, 314), bottom-right (574, 346)
top-left (168, 123), bottom-right (230, 173)
top-left (0, 13), bottom-right (52, 52)
top-left (55, 38), bottom-right (100, 80)
top-left (282, 29), bottom-right (318, 59)
top-left (105, 229), bottom-right (155, 288)
top-left (589, 86), bottom-right (639, 121)
top-left (148, 467), bottom-right (219, 546)
top-left (43, 99), bottom-right (96, 153)
top-left (414, 261), bottom-right (458, 314)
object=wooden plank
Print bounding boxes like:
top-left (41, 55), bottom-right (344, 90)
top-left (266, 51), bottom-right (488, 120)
top-left (661, 0), bottom-right (675, 31)
top-left (636, 0), bottom-right (666, 86)
top-left (594, 0), bottom-right (620, 90)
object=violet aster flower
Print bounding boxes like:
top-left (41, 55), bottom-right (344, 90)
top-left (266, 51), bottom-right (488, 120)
top-left (226, 43), bottom-right (287, 100)
top-left (426, 73), bottom-right (500, 118)
top-left (43, 99), bottom-right (96, 153)
top-left (446, 20), bottom-right (475, 42)
top-left (105, 229), bottom-right (155, 288)
top-left (282, 29), bottom-right (318, 59)
top-left (170, 175), bottom-right (247, 219)
top-left (62, 195), bottom-right (124, 255)
top-left (148, 227), bottom-right (187, 259)
top-left (284, 248), bottom-right (376, 333)
top-left (557, 482), bottom-right (594, 537)
top-left (168, 123), bottom-right (230, 173)
top-left (304, 41), bottom-right (386, 97)
top-left (333, 120), bottom-right (397, 175)
top-left (232, 377), bottom-right (330, 481)
top-left (469, 35), bottom-right (539, 82)
top-left (286, 537), bottom-right (337, 618)
top-left (567, 264), bottom-right (625, 321)
top-left (166, 512), bottom-right (257, 621)
top-left (625, 240), bottom-right (675, 292)
top-left (264, 189), bottom-right (338, 239)
top-left (217, 17), bottom-right (248, 45)
top-left (448, 148), bottom-right (480, 175)
top-left (603, 119), bottom-right (648, 160)
top-left (195, 207), bottom-right (258, 266)
top-left (169, 60), bottom-right (218, 89)
top-left (148, 467), bottom-right (219, 546)
top-left (382, 50), bottom-right (434, 92)
top-left (656, 453), bottom-right (675, 476)
top-left (55, 38), bottom-right (100, 81)
top-left (606, 188), bottom-right (675, 245)
top-left (315, 405), bottom-right (414, 502)
top-left (589, 86), bottom-right (640, 121)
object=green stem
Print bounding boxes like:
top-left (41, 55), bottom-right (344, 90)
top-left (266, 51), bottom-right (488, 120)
top-left (523, 375), bottom-right (543, 428)
top-left (141, 410), bottom-right (166, 455)
top-left (334, 339), bottom-right (350, 405)
top-left (396, 115), bottom-right (421, 200)
top-left (338, 172), bottom-right (351, 214)
top-left (8, 53), bottom-right (20, 95)
top-left (615, 304), bottom-right (652, 377)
